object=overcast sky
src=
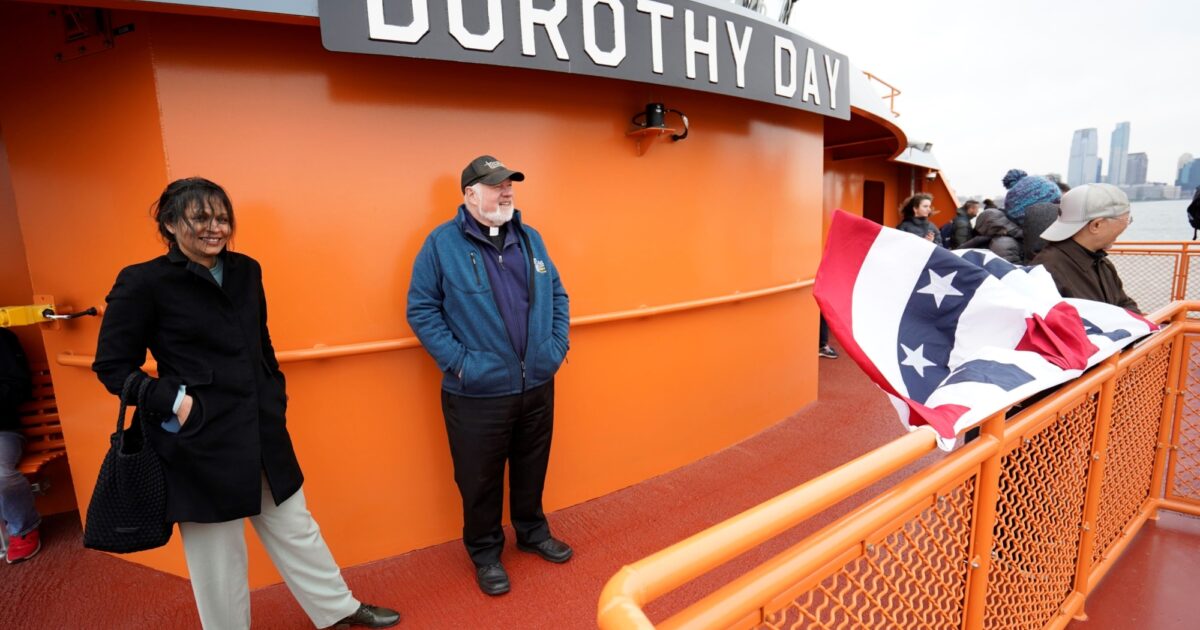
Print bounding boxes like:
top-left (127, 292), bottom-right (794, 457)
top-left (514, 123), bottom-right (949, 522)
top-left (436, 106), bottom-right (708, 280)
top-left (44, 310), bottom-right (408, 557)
top-left (770, 0), bottom-right (1198, 199)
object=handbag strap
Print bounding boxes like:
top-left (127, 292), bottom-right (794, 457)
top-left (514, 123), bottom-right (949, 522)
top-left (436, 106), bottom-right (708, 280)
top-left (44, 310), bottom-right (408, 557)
top-left (116, 372), bottom-right (151, 435)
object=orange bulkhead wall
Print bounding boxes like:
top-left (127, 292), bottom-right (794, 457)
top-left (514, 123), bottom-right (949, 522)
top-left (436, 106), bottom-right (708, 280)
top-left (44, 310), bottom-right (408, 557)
top-left (0, 6), bottom-right (823, 586)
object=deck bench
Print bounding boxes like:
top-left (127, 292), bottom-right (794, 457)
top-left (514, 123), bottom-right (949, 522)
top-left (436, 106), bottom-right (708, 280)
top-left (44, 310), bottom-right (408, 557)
top-left (15, 362), bottom-right (66, 493)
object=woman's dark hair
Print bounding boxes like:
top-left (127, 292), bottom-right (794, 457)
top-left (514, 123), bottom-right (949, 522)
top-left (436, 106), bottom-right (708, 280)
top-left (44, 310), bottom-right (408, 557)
top-left (982, 198), bottom-right (998, 209)
top-left (899, 193), bottom-right (933, 220)
top-left (151, 177), bottom-right (234, 247)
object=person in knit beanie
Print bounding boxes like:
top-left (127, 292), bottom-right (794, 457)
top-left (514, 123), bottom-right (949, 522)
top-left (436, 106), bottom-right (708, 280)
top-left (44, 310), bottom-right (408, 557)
top-left (1002, 169), bottom-right (1061, 224)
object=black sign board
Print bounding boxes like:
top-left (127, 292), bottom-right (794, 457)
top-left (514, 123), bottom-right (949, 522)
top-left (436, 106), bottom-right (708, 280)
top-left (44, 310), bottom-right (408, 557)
top-left (319, 0), bottom-right (850, 120)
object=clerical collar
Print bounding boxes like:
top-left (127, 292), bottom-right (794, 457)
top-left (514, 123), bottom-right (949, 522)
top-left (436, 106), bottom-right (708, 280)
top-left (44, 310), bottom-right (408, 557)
top-left (469, 216), bottom-right (508, 250)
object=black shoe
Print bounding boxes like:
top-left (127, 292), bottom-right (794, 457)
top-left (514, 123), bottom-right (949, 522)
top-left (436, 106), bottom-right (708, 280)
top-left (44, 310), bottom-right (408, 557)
top-left (476, 562), bottom-right (510, 596)
top-left (517, 537), bottom-right (573, 563)
top-left (334, 603), bottom-right (401, 628)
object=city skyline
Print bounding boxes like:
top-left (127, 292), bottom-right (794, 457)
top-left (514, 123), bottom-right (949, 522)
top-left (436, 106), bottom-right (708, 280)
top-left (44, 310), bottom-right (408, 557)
top-left (781, 0), bottom-right (1198, 199)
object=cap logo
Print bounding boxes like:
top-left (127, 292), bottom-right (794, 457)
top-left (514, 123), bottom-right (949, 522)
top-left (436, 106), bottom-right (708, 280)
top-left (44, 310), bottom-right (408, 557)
top-left (484, 160), bottom-right (503, 169)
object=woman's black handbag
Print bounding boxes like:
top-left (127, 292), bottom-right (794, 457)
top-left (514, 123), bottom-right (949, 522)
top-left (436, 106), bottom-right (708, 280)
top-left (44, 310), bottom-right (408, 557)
top-left (83, 373), bottom-right (173, 553)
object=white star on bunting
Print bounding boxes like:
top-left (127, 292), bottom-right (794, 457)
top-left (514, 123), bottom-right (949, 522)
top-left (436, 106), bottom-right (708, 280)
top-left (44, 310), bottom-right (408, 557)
top-left (900, 343), bottom-right (936, 377)
top-left (916, 269), bottom-right (963, 308)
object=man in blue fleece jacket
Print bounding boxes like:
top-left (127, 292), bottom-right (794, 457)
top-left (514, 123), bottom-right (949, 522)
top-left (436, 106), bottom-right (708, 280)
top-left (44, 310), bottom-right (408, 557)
top-left (407, 155), bottom-right (571, 597)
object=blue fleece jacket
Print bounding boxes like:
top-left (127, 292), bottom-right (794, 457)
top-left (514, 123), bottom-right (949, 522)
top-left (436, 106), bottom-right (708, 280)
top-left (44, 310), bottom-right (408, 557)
top-left (407, 207), bottom-right (569, 397)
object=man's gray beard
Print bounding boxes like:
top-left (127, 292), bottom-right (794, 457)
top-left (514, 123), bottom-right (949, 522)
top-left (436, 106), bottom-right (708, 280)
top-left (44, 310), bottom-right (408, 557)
top-left (482, 204), bottom-right (514, 225)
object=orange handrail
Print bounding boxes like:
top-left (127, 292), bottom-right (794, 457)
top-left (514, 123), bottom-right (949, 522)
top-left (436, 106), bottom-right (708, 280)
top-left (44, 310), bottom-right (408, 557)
top-left (54, 279), bottom-right (814, 368)
top-left (597, 428), bottom-right (940, 629)
top-left (599, 300), bottom-right (1199, 629)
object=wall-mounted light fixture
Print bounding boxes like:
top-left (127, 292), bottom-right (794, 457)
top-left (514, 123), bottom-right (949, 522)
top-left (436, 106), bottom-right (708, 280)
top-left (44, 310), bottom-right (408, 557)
top-left (627, 102), bottom-right (689, 156)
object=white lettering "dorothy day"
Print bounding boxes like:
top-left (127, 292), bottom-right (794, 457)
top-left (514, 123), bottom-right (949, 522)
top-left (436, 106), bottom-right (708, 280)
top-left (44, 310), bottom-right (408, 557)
top-left (365, 0), bottom-right (841, 109)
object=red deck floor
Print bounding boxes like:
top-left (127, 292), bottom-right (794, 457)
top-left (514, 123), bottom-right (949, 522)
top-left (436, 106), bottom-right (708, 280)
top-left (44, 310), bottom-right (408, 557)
top-left (3, 345), bottom-right (1197, 629)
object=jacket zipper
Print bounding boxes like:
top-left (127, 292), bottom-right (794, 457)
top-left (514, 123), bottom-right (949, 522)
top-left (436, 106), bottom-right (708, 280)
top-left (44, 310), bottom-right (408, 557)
top-left (469, 251), bottom-right (482, 287)
top-left (462, 217), bottom-right (536, 392)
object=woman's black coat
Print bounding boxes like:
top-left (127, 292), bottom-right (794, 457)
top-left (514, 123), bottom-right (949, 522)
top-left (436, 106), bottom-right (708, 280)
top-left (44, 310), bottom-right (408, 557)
top-left (93, 248), bottom-right (303, 523)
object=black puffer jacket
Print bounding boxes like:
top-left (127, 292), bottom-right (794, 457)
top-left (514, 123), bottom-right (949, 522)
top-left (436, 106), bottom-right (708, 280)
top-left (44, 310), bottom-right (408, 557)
top-left (896, 217), bottom-right (942, 245)
top-left (958, 209), bottom-right (1025, 263)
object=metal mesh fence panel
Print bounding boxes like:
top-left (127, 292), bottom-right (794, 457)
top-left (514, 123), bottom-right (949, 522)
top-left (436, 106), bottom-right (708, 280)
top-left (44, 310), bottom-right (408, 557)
top-left (1107, 253), bottom-right (1178, 315)
top-left (983, 393), bottom-right (1099, 630)
top-left (1172, 337), bottom-right (1200, 503)
top-left (1187, 255), bottom-right (1200, 319)
top-left (758, 477), bottom-right (976, 630)
top-left (1092, 342), bottom-right (1173, 565)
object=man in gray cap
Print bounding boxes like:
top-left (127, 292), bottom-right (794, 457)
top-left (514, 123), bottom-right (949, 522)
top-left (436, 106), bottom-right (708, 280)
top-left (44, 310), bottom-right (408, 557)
top-left (1031, 183), bottom-right (1139, 312)
top-left (407, 155), bottom-right (572, 596)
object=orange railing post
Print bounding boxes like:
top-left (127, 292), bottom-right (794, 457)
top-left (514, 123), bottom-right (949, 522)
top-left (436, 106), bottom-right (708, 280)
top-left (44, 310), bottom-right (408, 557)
top-left (1068, 354), bottom-right (1120, 622)
top-left (1176, 243), bottom-right (1192, 301)
top-left (1148, 309), bottom-right (1187, 512)
top-left (1161, 320), bottom-right (1193, 511)
top-left (961, 412), bottom-right (1006, 630)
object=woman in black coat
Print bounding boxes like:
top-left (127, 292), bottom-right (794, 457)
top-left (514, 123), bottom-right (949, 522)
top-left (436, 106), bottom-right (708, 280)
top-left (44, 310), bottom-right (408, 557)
top-left (896, 193), bottom-right (943, 245)
top-left (93, 178), bottom-right (398, 629)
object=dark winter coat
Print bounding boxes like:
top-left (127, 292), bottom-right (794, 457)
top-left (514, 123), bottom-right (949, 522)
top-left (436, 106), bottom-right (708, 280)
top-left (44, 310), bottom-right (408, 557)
top-left (958, 209), bottom-right (1025, 263)
top-left (949, 205), bottom-right (974, 249)
top-left (1032, 239), bottom-right (1140, 312)
top-left (0, 329), bottom-right (31, 434)
top-left (1022, 202), bottom-right (1060, 261)
top-left (896, 217), bottom-right (942, 245)
top-left (93, 248), bottom-right (302, 523)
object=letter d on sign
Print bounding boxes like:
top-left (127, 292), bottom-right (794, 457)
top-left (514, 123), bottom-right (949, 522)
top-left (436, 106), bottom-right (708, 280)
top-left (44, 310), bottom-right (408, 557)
top-left (774, 36), bottom-right (797, 98)
top-left (449, 0), bottom-right (504, 51)
top-left (367, 0), bottom-right (430, 44)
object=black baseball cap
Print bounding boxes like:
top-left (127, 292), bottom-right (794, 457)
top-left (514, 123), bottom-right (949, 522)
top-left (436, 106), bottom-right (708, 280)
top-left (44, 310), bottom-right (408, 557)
top-left (461, 155), bottom-right (525, 191)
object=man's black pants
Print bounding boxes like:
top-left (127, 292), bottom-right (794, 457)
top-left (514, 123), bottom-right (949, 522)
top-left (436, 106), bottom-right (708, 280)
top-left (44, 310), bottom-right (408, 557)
top-left (441, 379), bottom-right (555, 567)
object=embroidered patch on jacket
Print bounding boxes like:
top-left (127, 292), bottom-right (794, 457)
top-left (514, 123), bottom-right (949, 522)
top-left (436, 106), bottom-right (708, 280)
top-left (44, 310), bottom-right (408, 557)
top-left (533, 258), bottom-right (548, 274)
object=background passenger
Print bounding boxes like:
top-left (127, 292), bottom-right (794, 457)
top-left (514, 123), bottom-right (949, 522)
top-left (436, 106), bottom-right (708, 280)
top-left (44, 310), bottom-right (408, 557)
top-left (92, 177), bottom-right (399, 629)
top-left (957, 208), bottom-right (1025, 264)
top-left (0, 328), bottom-right (39, 564)
top-left (896, 193), bottom-right (942, 245)
top-left (946, 200), bottom-right (981, 249)
top-left (1022, 181), bottom-right (1069, 261)
top-left (1001, 169), bottom-right (1061, 225)
top-left (1032, 183), bottom-right (1139, 312)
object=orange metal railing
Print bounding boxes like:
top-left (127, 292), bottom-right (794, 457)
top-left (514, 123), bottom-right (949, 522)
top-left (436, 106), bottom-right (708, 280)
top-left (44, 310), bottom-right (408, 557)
top-left (598, 301), bottom-right (1200, 629)
top-left (1106, 241), bottom-right (1199, 314)
top-left (862, 72), bottom-right (901, 119)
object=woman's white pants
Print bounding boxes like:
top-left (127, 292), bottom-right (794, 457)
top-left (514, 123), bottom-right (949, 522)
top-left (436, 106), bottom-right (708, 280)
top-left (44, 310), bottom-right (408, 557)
top-left (178, 475), bottom-right (360, 629)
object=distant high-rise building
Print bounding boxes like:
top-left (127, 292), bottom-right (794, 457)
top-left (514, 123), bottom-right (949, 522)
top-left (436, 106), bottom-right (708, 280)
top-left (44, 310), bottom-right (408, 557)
top-left (1107, 122), bottom-right (1130, 185)
top-left (1179, 159), bottom-right (1200, 190)
top-left (1179, 153), bottom-right (1194, 173)
top-left (1126, 153), bottom-right (1148, 186)
top-left (1096, 158), bottom-right (1103, 184)
top-left (1068, 128), bottom-right (1100, 187)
